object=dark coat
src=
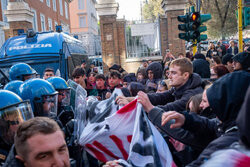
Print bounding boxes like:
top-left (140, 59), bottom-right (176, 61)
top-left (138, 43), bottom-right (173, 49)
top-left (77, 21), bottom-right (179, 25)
top-left (226, 46), bottom-right (239, 55)
top-left (3, 145), bottom-right (24, 167)
top-left (192, 59), bottom-right (211, 78)
top-left (147, 73), bottom-right (203, 112)
top-left (145, 62), bottom-right (163, 92)
top-left (148, 71), bottom-right (250, 166)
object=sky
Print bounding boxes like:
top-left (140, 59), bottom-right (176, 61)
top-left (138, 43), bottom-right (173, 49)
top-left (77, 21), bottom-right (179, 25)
top-left (116, 0), bottom-right (141, 21)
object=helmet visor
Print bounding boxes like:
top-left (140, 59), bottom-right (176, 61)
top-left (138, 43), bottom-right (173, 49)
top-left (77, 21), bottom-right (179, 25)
top-left (58, 89), bottom-right (71, 106)
top-left (42, 94), bottom-right (58, 118)
top-left (0, 101), bottom-right (34, 145)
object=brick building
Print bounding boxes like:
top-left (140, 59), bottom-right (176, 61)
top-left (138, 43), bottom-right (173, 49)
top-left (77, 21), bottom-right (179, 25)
top-left (2, 0), bottom-right (71, 44)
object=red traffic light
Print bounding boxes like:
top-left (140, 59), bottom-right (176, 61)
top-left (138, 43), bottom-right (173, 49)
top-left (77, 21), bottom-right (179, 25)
top-left (191, 12), bottom-right (200, 21)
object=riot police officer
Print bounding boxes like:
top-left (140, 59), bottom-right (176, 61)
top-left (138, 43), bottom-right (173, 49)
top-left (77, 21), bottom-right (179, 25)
top-left (3, 80), bottom-right (23, 95)
top-left (47, 77), bottom-right (74, 126)
top-left (9, 63), bottom-right (36, 81)
top-left (0, 90), bottom-right (33, 165)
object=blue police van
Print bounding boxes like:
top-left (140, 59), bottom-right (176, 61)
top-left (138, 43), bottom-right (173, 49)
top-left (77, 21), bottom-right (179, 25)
top-left (0, 29), bottom-right (89, 86)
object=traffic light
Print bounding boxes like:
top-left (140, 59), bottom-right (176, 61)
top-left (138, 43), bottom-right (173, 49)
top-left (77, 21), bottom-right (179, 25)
top-left (243, 7), bottom-right (250, 27)
top-left (177, 14), bottom-right (190, 41)
top-left (177, 7), bottom-right (211, 42)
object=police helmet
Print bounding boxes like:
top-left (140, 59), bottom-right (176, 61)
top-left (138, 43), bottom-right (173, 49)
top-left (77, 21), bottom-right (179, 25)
top-left (47, 77), bottom-right (71, 106)
top-left (4, 80), bottom-right (24, 95)
top-left (0, 90), bottom-right (33, 145)
top-left (19, 79), bottom-right (58, 117)
top-left (9, 63), bottom-right (36, 81)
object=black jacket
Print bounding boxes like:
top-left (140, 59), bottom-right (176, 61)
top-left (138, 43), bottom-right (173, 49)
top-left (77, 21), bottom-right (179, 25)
top-left (192, 59), bottom-right (211, 78)
top-left (147, 73), bottom-right (203, 112)
top-left (148, 71), bottom-right (250, 166)
top-left (227, 46), bottom-right (239, 55)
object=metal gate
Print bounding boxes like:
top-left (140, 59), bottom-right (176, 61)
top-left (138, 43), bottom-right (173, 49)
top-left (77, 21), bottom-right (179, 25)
top-left (125, 19), bottom-right (161, 58)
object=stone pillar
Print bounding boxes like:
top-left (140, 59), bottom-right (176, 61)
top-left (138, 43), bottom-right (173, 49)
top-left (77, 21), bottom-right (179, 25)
top-left (95, 0), bottom-right (120, 74)
top-left (162, 0), bottom-right (188, 57)
top-left (4, 0), bottom-right (33, 38)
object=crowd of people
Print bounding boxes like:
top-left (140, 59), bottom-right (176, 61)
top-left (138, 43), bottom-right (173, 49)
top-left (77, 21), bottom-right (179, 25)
top-left (0, 40), bottom-right (249, 167)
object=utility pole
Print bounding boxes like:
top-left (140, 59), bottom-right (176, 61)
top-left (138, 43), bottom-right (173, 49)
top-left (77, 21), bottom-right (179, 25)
top-left (238, 0), bottom-right (243, 52)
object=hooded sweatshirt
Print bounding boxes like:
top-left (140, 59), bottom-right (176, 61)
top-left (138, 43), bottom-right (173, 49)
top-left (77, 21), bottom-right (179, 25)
top-left (145, 62), bottom-right (163, 92)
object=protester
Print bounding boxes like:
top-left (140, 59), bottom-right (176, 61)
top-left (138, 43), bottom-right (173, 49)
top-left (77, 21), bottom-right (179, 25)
top-left (186, 93), bottom-right (202, 114)
top-left (192, 53), bottom-right (210, 78)
top-left (210, 65), bottom-right (229, 79)
top-left (136, 68), bottom-right (147, 85)
top-left (136, 58), bottom-right (203, 112)
top-left (216, 41), bottom-right (227, 58)
top-left (201, 86), bottom-right (250, 166)
top-left (4, 117), bottom-right (70, 167)
top-left (108, 71), bottom-right (123, 93)
top-left (232, 52), bottom-right (250, 71)
top-left (95, 74), bottom-right (110, 100)
top-left (227, 40), bottom-right (238, 55)
top-left (145, 62), bottom-right (163, 92)
top-left (156, 80), bottom-right (170, 93)
top-left (158, 71), bottom-right (250, 166)
top-left (122, 73), bottom-right (136, 88)
top-left (222, 53), bottom-right (234, 72)
top-left (206, 42), bottom-right (217, 58)
top-left (72, 67), bottom-right (87, 89)
top-left (43, 68), bottom-right (55, 80)
top-left (80, 59), bottom-right (87, 70)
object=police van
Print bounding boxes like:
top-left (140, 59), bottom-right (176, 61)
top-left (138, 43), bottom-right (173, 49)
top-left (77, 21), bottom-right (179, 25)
top-left (0, 28), bottom-right (89, 86)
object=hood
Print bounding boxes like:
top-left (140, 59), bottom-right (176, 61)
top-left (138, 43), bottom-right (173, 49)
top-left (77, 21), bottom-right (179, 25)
top-left (109, 64), bottom-right (121, 71)
top-left (194, 53), bottom-right (206, 60)
top-left (146, 62), bottom-right (163, 79)
top-left (207, 71), bottom-right (250, 123)
top-left (236, 86), bottom-right (250, 148)
top-left (232, 52), bottom-right (250, 70)
top-left (123, 73), bottom-right (136, 83)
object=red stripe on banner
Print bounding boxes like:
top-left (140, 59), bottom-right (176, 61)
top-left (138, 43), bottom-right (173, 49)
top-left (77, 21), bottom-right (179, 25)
top-left (172, 162), bottom-right (177, 167)
top-left (85, 144), bottom-right (107, 162)
top-left (109, 135), bottom-right (128, 160)
top-left (235, 155), bottom-right (250, 167)
top-left (117, 99), bottom-right (137, 114)
top-left (93, 141), bottom-right (119, 159)
top-left (127, 135), bottom-right (132, 143)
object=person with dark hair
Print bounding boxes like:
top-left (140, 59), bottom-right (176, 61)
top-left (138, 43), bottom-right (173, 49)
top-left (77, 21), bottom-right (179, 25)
top-left (123, 73), bottom-right (136, 88)
top-left (128, 82), bottom-right (145, 97)
top-left (95, 74), bottom-right (110, 100)
top-left (222, 53), bottom-right (234, 72)
top-left (216, 41), bottom-right (227, 58)
top-left (72, 67), bottom-right (87, 89)
top-left (212, 56), bottom-right (222, 65)
top-left (81, 59), bottom-right (87, 70)
top-left (43, 68), bottom-right (55, 80)
top-left (4, 117), bottom-right (70, 167)
top-left (145, 62), bottom-right (163, 92)
top-left (186, 94), bottom-right (202, 114)
top-left (232, 52), bottom-right (250, 71)
top-left (108, 71), bottom-right (122, 93)
top-left (156, 80), bottom-right (170, 93)
top-left (206, 42), bottom-right (217, 58)
top-left (136, 68), bottom-right (147, 85)
top-left (87, 62), bottom-right (98, 76)
top-left (192, 53), bottom-right (211, 78)
top-left (158, 71), bottom-right (250, 166)
top-left (210, 65), bottom-right (229, 79)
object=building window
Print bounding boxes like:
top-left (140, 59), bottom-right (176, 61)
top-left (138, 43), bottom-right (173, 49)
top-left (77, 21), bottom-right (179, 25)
top-left (46, 0), bottom-right (51, 7)
top-left (48, 18), bottom-right (53, 31)
top-left (79, 16), bottom-right (86, 28)
top-left (59, 0), bottom-right (63, 16)
top-left (78, 0), bottom-right (84, 10)
top-left (55, 21), bottom-right (58, 26)
top-left (40, 13), bottom-right (46, 31)
top-left (31, 9), bottom-right (38, 32)
top-left (40, 0), bottom-right (44, 2)
top-left (52, 0), bottom-right (57, 11)
top-left (65, 2), bottom-right (68, 19)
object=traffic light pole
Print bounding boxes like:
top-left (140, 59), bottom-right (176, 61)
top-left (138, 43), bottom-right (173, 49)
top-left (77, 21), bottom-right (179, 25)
top-left (193, 40), bottom-right (197, 55)
top-left (238, 0), bottom-right (243, 52)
